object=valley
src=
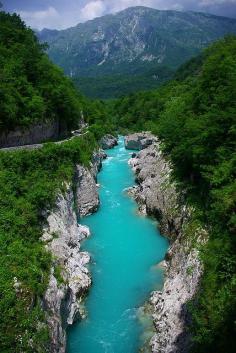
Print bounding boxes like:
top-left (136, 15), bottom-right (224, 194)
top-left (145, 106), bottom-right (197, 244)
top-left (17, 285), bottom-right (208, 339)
top-left (0, 5), bottom-right (235, 353)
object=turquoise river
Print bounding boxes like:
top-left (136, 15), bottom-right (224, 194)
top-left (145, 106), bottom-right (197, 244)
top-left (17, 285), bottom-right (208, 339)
top-left (67, 138), bottom-right (169, 353)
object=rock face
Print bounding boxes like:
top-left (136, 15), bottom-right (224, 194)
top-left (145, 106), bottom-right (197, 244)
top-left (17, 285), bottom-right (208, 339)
top-left (125, 132), bottom-right (157, 151)
top-left (37, 7), bottom-right (236, 98)
top-left (126, 133), bottom-right (206, 353)
top-left (0, 120), bottom-right (61, 148)
top-left (100, 134), bottom-right (118, 149)
top-left (43, 149), bottom-right (107, 352)
top-left (150, 237), bottom-right (204, 353)
top-left (75, 165), bottom-right (100, 217)
top-left (38, 7), bottom-right (236, 78)
top-left (75, 149), bottom-right (106, 217)
top-left (42, 187), bottom-right (91, 353)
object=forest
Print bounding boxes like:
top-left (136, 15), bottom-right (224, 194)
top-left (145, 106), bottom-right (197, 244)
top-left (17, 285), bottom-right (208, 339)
top-left (113, 36), bottom-right (236, 352)
top-left (73, 66), bottom-right (174, 99)
top-left (0, 11), bottom-right (113, 136)
top-left (0, 11), bottom-right (107, 352)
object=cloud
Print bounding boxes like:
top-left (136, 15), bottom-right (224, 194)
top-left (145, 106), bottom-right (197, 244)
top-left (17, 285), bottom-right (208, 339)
top-left (19, 6), bottom-right (61, 29)
top-left (17, 1), bottom-right (107, 29)
top-left (200, 0), bottom-right (236, 5)
top-left (196, 0), bottom-right (236, 18)
top-left (106, 0), bottom-right (154, 13)
top-left (80, 1), bottom-right (106, 21)
top-left (14, 0), bottom-right (236, 30)
top-left (106, 0), bottom-right (193, 14)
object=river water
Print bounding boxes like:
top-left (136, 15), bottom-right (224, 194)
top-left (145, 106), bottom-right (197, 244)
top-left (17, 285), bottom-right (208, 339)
top-left (67, 138), bottom-right (168, 353)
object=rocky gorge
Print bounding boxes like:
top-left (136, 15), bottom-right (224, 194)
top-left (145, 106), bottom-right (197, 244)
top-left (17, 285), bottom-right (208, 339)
top-left (41, 137), bottom-right (115, 353)
top-left (41, 131), bottom-right (206, 353)
top-left (125, 133), bottom-right (207, 353)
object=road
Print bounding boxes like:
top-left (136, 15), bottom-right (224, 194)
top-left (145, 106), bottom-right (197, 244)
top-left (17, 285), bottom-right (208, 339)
top-left (0, 131), bottom-right (89, 152)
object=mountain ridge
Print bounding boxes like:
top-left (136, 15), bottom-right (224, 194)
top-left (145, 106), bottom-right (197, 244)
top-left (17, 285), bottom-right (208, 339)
top-left (39, 6), bottom-right (236, 32)
top-left (37, 6), bottom-right (236, 97)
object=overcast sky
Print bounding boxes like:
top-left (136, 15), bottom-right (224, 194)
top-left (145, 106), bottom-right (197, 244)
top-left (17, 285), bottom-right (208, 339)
top-left (3, 0), bottom-right (236, 30)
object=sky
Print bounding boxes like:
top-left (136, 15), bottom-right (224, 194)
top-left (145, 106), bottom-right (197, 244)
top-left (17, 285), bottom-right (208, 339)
top-left (3, 0), bottom-right (236, 30)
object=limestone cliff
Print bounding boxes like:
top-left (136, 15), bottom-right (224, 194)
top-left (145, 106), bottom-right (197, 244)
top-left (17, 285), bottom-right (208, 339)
top-left (126, 133), bottom-right (206, 353)
top-left (42, 188), bottom-right (91, 353)
top-left (0, 120), bottom-right (61, 148)
top-left (75, 149), bottom-right (106, 217)
top-left (42, 149), bottom-right (106, 353)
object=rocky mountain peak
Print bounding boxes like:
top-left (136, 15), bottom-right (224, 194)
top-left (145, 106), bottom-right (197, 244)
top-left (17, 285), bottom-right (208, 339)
top-left (37, 6), bottom-right (236, 97)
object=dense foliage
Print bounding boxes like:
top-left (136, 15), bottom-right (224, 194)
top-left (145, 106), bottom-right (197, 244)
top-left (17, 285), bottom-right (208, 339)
top-left (113, 36), bottom-right (236, 352)
top-left (0, 11), bottom-right (115, 140)
top-left (0, 10), bottom-right (107, 353)
top-left (0, 133), bottom-right (97, 352)
top-left (0, 11), bottom-right (84, 132)
top-left (73, 66), bottom-right (174, 99)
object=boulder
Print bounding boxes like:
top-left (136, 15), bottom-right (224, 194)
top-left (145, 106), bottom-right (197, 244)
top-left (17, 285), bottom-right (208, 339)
top-left (100, 134), bottom-right (118, 149)
top-left (124, 132), bottom-right (157, 150)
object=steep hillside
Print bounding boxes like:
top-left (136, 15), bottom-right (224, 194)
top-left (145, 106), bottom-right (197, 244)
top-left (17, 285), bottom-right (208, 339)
top-left (73, 66), bottom-right (174, 99)
top-left (113, 36), bottom-right (236, 353)
top-left (38, 6), bottom-right (236, 97)
top-left (0, 10), bottom-right (114, 352)
top-left (0, 11), bottom-right (114, 147)
top-left (0, 12), bottom-right (84, 135)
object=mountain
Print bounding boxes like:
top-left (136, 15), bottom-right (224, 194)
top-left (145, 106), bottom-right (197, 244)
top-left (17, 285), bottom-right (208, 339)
top-left (38, 6), bottom-right (236, 97)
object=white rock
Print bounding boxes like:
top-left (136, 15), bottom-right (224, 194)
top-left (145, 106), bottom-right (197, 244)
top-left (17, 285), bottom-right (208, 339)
top-left (100, 134), bottom-right (118, 149)
top-left (125, 132), bottom-right (157, 150)
top-left (75, 149), bottom-right (107, 218)
top-left (127, 132), bottom-right (207, 353)
top-left (43, 187), bottom-right (92, 353)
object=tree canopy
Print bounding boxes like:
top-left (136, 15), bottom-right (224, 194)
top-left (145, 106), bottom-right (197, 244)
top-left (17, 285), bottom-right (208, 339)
top-left (113, 36), bottom-right (236, 353)
top-left (0, 11), bottom-right (84, 133)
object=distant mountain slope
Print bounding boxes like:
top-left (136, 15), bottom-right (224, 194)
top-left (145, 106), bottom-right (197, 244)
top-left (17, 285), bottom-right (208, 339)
top-left (38, 6), bottom-right (236, 97)
top-left (73, 66), bottom-right (174, 99)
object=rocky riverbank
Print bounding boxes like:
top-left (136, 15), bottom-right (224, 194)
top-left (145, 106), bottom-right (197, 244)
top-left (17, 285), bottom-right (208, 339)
top-left (41, 140), bottom-right (115, 352)
top-left (75, 149), bottom-right (107, 217)
top-left (42, 187), bottom-right (91, 353)
top-left (126, 133), bottom-right (206, 353)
